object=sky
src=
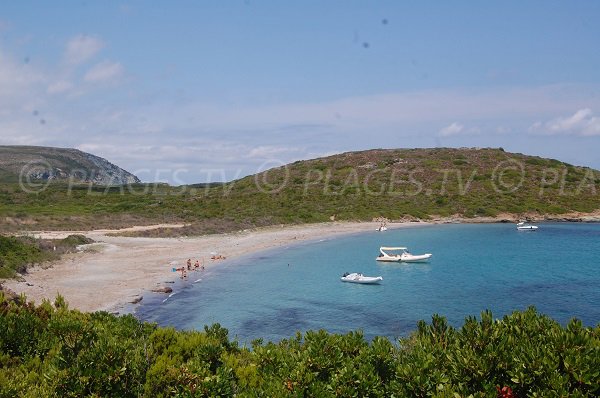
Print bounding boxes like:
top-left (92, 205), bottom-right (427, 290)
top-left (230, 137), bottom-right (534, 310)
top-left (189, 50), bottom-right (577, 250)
top-left (1, 1), bottom-right (600, 184)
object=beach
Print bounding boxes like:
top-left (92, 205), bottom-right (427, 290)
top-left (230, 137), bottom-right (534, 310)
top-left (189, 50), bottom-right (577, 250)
top-left (3, 221), bottom-right (428, 313)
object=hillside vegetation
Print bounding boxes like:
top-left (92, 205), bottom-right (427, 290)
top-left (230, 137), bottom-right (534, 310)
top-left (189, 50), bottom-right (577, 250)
top-left (0, 235), bottom-right (92, 279)
top-left (0, 146), bottom-right (139, 185)
top-left (0, 296), bottom-right (598, 397)
top-left (1, 148), bottom-right (599, 233)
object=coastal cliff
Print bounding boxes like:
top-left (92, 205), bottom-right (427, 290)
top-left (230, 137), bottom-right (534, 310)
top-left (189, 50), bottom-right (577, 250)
top-left (0, 146), bottom-right (140, 185)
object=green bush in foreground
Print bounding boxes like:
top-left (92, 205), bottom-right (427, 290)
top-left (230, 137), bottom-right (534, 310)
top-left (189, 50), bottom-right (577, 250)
top-left (0, 294), bottom-right (598, 397)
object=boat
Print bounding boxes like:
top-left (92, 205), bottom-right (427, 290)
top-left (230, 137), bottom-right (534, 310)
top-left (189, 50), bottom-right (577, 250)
top-left (340, 272), bottom-right (383, 284)
top-left (516, 221), bottom-right (538, 231)
top-left (376, 246), bottom-right (432, 262)
top-left (376, 223), bottom-right (388, 231)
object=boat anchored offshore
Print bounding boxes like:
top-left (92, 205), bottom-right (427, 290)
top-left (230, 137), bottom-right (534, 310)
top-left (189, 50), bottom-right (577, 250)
top-left (340, 272), bottom-right (383, 284)
top-left (516, 221), bottom-right (538, 231)
top-left (376, 246), bottom-right (432, 263)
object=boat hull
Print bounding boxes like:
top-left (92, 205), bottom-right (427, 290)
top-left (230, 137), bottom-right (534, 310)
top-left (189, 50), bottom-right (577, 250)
top-left (376, 253), bottom-right (432, 262)
top-left (517, 226), bottom-right (538, 231)
top-left (340, 274), bottom-right (383, 285)
top-left (402, 253), bottom-right (432, 262)
top-left (375, 256), bottom-right (402, 262)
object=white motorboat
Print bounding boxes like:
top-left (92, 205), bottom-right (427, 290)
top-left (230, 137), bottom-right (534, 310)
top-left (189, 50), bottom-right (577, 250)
top-left (376, 246), bottom-right (432, 263)
top-left (340, 272), bottom-right (383, 284)
top-left (516, 221), bottom-right (538, 231)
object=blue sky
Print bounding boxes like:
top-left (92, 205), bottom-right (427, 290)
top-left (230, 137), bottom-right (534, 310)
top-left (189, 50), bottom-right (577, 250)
top-left (1, 1), bottom-right (599, 183)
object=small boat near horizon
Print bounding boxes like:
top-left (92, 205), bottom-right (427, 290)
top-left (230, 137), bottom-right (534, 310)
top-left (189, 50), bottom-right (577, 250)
top-left (516, 221), bottom-right (538, 231)
top-left (376, 246), bottom-right (432, 263)
top-left (340, 272), bottom-right (383, 284)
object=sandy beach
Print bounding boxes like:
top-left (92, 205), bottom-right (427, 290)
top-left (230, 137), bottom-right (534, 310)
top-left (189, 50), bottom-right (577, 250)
top-left (3, 221), bottom-right (429, 313)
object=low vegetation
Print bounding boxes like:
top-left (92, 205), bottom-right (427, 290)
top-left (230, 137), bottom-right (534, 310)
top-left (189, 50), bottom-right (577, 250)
top-left (1, 148), bottom-right (599, 234)
top-left (0, 296), bottom-right (598, 397)
top-left (0, 235), bottom-right (92, 279)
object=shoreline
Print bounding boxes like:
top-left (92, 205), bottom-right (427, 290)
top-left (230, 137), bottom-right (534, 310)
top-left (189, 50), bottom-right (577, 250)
top-left (2, 221), bottom-right (429, 313)
top-left (3, 215), bottom-right (600, 314)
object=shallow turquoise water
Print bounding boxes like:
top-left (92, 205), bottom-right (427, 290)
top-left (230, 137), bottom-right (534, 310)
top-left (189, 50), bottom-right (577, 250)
top-left (136, 223), bottom-right (600, 344)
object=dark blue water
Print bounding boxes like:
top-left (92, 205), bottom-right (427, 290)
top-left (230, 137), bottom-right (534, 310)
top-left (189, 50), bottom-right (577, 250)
top-left (136, 223), bottom-right (600, 344)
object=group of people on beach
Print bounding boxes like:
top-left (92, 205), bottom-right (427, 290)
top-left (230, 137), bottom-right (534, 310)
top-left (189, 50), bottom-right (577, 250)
top-left (175, 258), bottom-right (205, 279)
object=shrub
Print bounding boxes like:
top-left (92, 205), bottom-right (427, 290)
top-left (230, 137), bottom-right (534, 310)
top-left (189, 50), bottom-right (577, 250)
top-left (0, 295), bottom-right (598, 396)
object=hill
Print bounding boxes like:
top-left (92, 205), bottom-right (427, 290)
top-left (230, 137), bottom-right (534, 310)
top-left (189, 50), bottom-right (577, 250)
top-left (232, 147), bottom-right (600, 220)
top-left (0, 146), bottom-right (140, 185)
top-left (1, 147), bottom-right (599, 233)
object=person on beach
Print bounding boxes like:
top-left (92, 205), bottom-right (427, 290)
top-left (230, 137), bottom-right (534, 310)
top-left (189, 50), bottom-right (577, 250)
top-left (194, 260), bottom-right (200, 270)
top-left (187, 258), bottom-right (192, 270)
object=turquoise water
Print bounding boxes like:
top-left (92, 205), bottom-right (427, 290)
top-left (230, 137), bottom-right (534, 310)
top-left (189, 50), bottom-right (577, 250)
top-left (136, 223), bottom-right (600, 344)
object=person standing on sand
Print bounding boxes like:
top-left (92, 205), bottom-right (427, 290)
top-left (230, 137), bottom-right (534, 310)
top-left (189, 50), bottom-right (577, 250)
top-left (194, 260), bottom-right (200, 270)
top-left (187, 258), bottom-right (192, 270)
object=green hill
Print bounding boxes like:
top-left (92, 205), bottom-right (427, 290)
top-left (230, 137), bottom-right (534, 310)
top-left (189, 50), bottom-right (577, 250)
top-left (0, 146), bottom-right (140, 185)
top-left (1, 147), bottom-right (599, 233)
top-left (230, 147), bottom-right (600, 220)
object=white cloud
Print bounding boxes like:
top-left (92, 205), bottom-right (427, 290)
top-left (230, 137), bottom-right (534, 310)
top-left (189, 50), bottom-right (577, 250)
top-left (74, 141), bottom-right (314, 183)
top-left (529, 121), bottom-right (542, 130)
top-left (246, 145), bottom-right (305, 159)
top-left (549, 108), bottom-right (592, 131)
top-left (84, 61), bottom-right (124, 83)
top-left (530, 108), bottom-right (600, 136)
top-left (65, 35), bottom-right (104, 65)
top-left (3, 34), bottom-right (600, 183)
top-left (0, 49), bottom-right (45, 98)
top-left (47, 80), bottom-right (74, 94)
top-left (151, 85), bottom-right (598, 138)
top-left (439, 122), bottom-right (464, 137)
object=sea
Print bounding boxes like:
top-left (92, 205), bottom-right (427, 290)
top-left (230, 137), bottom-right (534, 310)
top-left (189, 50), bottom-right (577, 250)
top-left (135, 223), bottom-right (600, 344)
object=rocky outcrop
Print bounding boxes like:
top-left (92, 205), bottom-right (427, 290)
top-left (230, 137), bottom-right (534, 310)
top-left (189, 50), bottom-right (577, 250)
top-left (0, 145), bottom-right (140, 185)
top-left (151, 286), bottom-right (173, 294)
